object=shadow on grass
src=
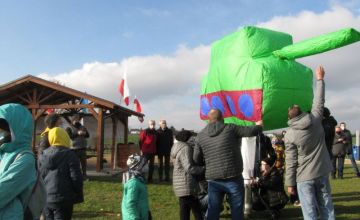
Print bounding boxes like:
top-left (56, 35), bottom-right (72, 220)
top-left (87, 175), bottom-right (121, 183)
top-left (334, 203), bottom-right (360, 214)
top-left (73, 211), bottom-right (117, 219)
top-left (219, 204), bottom-right (303, 219)
top-left (332, 191), bottom-right (360, 202)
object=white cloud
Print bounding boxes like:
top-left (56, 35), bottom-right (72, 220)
top-left (38, 5), bottom-right (360, 132)
top-left (38, 45), bottom-right (211, 131)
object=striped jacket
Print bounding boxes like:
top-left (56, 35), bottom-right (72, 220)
top-left (171, 141), bottom-right (204, 197)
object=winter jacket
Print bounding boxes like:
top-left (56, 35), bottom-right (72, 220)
top-left (194, 121), bottom-right (262, 180)
top-left (121, 177), bottom-right (149, 220)
top-left (253, 168), bottom-right (288, 210)
top-left (322, 116), bottom-right (337, 158)
top-left (66, 124), bottom-right (89, 150)
top-left (284, 80), bottom-right (332, 187)
top-left (156, 128), bottom-right (173, 156)
top-left (39, 127), bottom-right (84, 205)
top-left (139, 129), bottom-right (157, 154)
top-left (0, 103), bottom-right (36, 220)
top-left (332, 132), bottom-right (347, 157)
top-left (171, 141), bottom-right (204, 197)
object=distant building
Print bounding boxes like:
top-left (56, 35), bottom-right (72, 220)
top-left (130, 129), bottom-right (141, 134)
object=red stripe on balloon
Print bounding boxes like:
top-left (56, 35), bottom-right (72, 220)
top-left (200, 89), bottom-right (263, 122)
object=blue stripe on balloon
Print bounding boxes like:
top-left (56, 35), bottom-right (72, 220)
top-left (226, 95), bottom-right (237, 115)
top-left (211, 96), bottom-right (225, 114)
top-left (238, 94), bottom-right (254, 118)
top-left (200, 97), bottom-right (211, 116)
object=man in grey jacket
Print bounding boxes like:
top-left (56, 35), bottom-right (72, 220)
top-left (194, 108), bottom-right (263, 220)
top-left (284, 66), bottom-right (334, 220)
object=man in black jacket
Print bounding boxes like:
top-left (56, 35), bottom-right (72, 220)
top-left (156, 120), bottom-right (173, 182)
top-left (340, 122), bottom-right (360, 177)
top-left (322, 107), bottom-right (337, 159)
top-left (194, 108), bottom-right (262, 220)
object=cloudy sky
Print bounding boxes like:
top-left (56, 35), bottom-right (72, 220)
top-left (1, 0), bottom-right (360, 132)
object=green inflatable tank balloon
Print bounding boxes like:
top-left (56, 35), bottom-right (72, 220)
top-left (200, 26), bottom-right (360, 130)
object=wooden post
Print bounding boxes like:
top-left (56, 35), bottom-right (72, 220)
top-left (111, 115), bottom-right (118, 169)
top-left (31, 109), bottom-right (37, 152)
top-left (96, 108), bottom-right (104, 172)
top-left (124, 116), bottom-right (128, 144)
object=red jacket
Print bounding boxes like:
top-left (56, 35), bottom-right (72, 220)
top-left (139, 129), bottom-right (157, 154)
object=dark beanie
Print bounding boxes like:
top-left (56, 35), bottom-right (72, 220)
top-left (175, 130), bottom-right (192, 142)
top-left (0, 118), bottom-right (10, 132)
top-left (44, 113), bottom-right (60, 129)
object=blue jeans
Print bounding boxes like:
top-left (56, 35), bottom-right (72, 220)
top-left (207, 177), bottom-right (244, 220)
top-left (297, 175), bottom-right (335, 220)
top-left (348, 154), bottom-right (360, 175)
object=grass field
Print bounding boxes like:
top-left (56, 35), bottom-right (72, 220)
top-left (72, 164), bottom-right (360, 220)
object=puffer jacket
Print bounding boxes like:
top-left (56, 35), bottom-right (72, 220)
top-left (194, 121), bottom-right (262, 180)
top-left (284, 80), bottom-right (332, 187)
top-left (0, 103), bottom-right (36, 220)
top-left (39, 127), bottom-right (84, 205)
top-left (171, 141), bottom-right (204, 197)
top-left (121, 177), bottom-right (149, 220)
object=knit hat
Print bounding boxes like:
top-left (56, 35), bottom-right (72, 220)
top-left (127, 154), bottom-right (148, 171)
top-left (175, 130), bottom-right (192, 142)
top-left (44, 113), bottom-right (61, 129)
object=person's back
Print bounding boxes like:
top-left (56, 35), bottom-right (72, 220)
top-left (122, 177), bottom-right (149, 220)
top-left (196, 121), bottom-right (261, 180)
top-left (0, 103), bottom-right (36, 220)
top-left (194, 108), bottom-right (262, 220)
top-left (171, 130), bottom-right (204, 220)
top-left (40, 127), bottom-right (83, 219)
top-left (285, 112), bottom-right (332, 183)
top-left (284, 66), bottom-right (334, 220)
top-left (121, 154), bottom-right (149, 220)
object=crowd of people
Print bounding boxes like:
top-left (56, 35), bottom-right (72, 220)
top-left (0, 65), bottom-right (359, 220)
top-left (121, 66), bottom-right (360, 220)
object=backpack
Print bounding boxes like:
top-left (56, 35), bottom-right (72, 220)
top-left (15, 150), bottom-right (47, 219)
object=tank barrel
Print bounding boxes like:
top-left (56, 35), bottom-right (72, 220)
top-left (273, 28), bottom-right (360, 59)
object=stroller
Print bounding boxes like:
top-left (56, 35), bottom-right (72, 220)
top-left (250, 134), bottom-right (288, 219)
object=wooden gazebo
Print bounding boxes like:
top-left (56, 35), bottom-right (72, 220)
top-left (0, 75), bottom-right (144, 171)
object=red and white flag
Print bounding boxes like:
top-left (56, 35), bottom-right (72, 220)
top-left (133, 97), bottom-right (142, 113)
top-left (119, 71), bottom-right (130, 105)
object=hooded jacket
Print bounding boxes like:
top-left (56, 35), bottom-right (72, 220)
top-left (171, 141), bottom-right (204, 197)
top-left (121, 177), bottom-right (149, 220)
top-left (39, 127), bottom-right (84, 205)
top-left (284, 80), bottom-right (332, 186)
top-left (194, 121), bottom-right (262, 180)
top-left (0, 103), bottom-right (36, 220)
